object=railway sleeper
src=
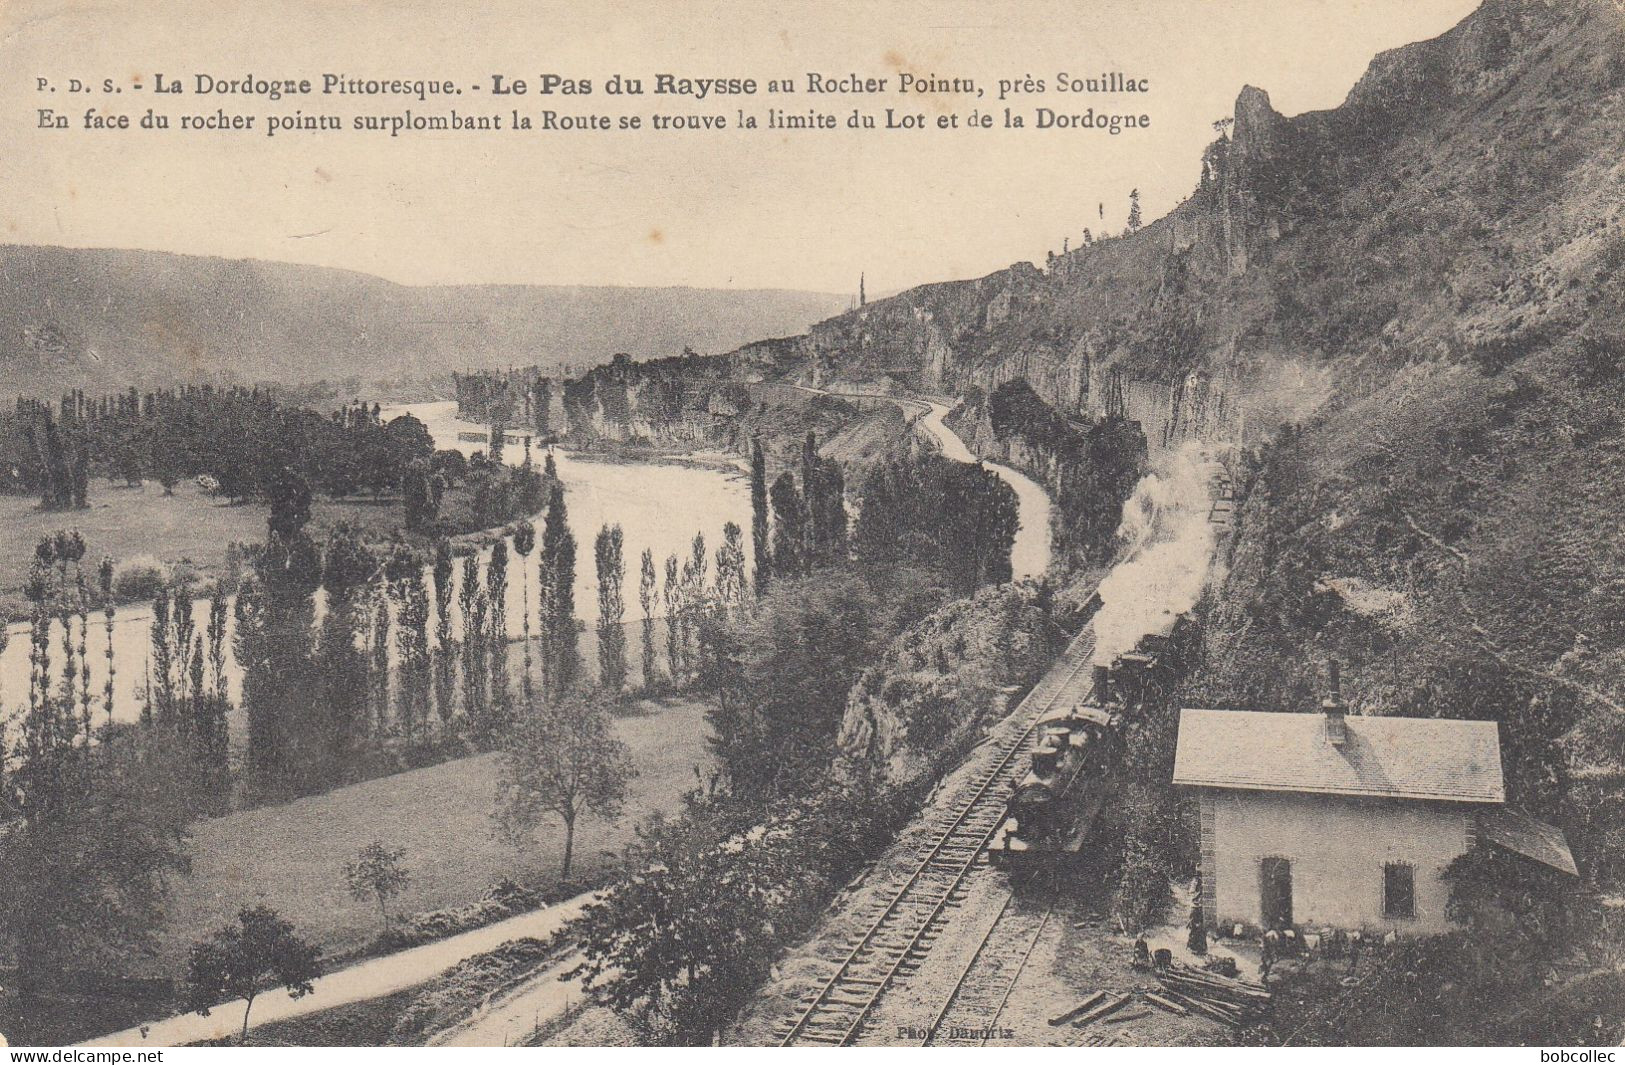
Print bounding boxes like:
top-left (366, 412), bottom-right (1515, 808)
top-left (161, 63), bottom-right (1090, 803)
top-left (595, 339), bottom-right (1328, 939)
top-left (804, 1022), bottom-right (860, 1037)
top-left (791, 1033), bottom-right (846, 1045)
top-left (823, 994), bottom-right (876, 1009)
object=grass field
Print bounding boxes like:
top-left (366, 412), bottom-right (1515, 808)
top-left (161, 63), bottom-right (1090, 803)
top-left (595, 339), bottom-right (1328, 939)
top-left (147, 695), bottom-right (712, 974)
top-left (0, 481), bottom-right (402, 616)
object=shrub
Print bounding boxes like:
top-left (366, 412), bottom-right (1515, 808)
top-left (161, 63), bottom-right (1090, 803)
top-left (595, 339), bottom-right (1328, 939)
top-left (112, 556), bottom-right (168, 600)
top-left (380, 879), bottom-right (543, 950)
top-left (389, 936), bottom-right (559, 1044)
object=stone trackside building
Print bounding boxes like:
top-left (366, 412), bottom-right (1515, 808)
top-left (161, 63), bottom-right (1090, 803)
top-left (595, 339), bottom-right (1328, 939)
top-left (1173, 693), bottom-right (1577, 937)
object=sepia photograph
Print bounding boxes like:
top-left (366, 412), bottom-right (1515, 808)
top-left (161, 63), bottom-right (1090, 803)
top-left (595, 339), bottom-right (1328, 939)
top-left (0, 0), bottom-right (1622, 1051)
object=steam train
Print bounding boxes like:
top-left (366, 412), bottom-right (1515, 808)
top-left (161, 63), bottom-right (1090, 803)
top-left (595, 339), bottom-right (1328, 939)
top-left (989, 622), bottom-right (1185, 876)
top-left (988, 667), bottom-right (1119, 875)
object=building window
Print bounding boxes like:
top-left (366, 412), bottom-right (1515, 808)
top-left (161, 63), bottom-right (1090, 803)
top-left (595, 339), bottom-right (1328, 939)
top-left (1383, 863), bottom-right (1415, 919)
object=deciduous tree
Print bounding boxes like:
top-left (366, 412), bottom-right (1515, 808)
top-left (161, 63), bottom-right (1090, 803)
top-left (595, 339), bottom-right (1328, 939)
top-left (495, 687), bottom-right (634, 881)
top-left (185, 906), bottom-right (321, 1045)
top-left (769, 472), bottom-right (807, 579)
top-left (344, 842), bottom-right (412, 935)
top-left (513, 520), bottom-right (537, 702)
top-left (639, 547), bottom-right (657, 685)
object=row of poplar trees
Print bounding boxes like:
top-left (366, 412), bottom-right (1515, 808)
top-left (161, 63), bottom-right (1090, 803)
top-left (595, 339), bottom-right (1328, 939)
top-left (750, 431), bottom-right (848, 594)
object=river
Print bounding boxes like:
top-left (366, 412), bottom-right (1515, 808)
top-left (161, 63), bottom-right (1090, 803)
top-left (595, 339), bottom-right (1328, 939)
top-left (0, 398), bottom-right (1051, 726)
top-left (0, 401), bottom-right (752, 724)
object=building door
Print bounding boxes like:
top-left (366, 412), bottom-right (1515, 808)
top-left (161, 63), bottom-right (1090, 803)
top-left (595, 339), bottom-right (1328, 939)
top-left (1260, 857), bottom-right (1293, 929)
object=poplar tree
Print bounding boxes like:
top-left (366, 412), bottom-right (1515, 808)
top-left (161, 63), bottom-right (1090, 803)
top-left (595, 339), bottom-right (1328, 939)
top-left (639, 548), bottom-right (657, 686)
top-left (24, 539), bottom-right (68, 763)
top-left (770, 472), bottom-right (808, 579)
top-left (513, 520), bottom-right (537, 703)
top-left (460, 554), bottom-right (489, 734)
top-left (171, 583), bottom-right (197, 731)
top-left (541, 484), bottom-right (578, 695)
top-left (49, 532), bottom-right (87, 736)
top-left (663, 554), bottom-right (682, 680)
top-left (150, 588), bottom-right (175, 727)
top-left (432, 539), bottom-right (456, 726)
top-left (487, 540), bottom-right (511, 732)
top-left (236, 531), bottom-right (321, 800)
top-left (72, 549), bottom-right (91, 741)
top-left (552, 529), bottom-right (579, 691)
top-left (98, 556), bottom-right (116, 731)
top-left (750, 438), bottom-right (771, 594)
top-left (371, 590), bottom-right (391, 736)
top-left (386, 544), bottom-right (432, 745)
top-left (680, 533), bottom-right (707, 667)
top-left (207, 587), bottom-right (230, 707)
top-left (317, 525), bottom-right (372, 784)
top-left (188, 631), bottom-right (228, 803)
top-left (801, 432), bottom-right (820, 560)
top-left (800, 437), bottom-right (848, 568)
top-left (715, 522), bottom-right (747, 609)
top-left (0, 612), bottom-right (8, 750)
top-left (594, 524), bottom-right (627, 693)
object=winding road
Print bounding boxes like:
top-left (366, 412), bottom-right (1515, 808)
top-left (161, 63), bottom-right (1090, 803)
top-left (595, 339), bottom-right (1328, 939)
top-left (803, 387), bottom-right (1053, 581)
top-left (916, 401), bottom-right (1052, 582)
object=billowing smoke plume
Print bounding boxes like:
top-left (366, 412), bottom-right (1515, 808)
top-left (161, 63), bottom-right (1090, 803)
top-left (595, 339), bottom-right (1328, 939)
top-left (1092, 441), bottom-right (1225, 664)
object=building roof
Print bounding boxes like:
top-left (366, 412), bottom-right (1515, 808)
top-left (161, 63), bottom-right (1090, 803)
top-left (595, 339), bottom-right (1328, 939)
top-left (1172, 708), bottom-right (1505, 803)
top-left (1480, 806), bottom-right (1578, 876)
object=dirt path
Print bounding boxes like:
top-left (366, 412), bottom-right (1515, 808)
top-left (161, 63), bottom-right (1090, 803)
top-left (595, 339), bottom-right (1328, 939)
top-left (428, 955), bottom-right (589, 1047)
top-left (81, 894), bottom-right (592, 1048)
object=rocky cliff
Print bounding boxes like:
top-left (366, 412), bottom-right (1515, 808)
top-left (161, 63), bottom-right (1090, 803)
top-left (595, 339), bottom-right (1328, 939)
top-left (836, 583), bottom-right (1055, 790)
top-left (568, 0), bottom-right (1622, 460)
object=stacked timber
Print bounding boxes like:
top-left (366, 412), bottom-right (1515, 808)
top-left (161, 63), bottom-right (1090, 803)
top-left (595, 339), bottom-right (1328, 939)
top-left (1151, 963), bottom-right (1270, 1027)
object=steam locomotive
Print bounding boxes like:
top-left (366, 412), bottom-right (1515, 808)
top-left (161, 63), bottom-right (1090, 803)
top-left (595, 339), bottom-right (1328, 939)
top-left (988, 665), bottom-right (1121, 876)
top-left (988, 621), bottom-right (1187, 876)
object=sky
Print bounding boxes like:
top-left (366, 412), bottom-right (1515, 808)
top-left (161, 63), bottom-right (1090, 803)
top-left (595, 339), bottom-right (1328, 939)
top-left (0, 0), bottom-right (1481, 295)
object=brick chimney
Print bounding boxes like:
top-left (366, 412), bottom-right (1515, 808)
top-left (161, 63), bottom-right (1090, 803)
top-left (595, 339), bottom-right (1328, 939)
top-left (1323, 660), bottom-right (1348, 746)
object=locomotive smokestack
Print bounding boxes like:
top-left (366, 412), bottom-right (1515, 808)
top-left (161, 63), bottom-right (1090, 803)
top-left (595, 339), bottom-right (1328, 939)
top-left (1092, 665), bottom-right (1112, 706)
top-left (1323, 660), bottom-right (1347, 747)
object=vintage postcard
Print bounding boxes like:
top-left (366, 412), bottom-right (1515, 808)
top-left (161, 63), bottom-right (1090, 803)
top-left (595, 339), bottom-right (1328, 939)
top-left (0, 0), bottom-right (1621, 1051)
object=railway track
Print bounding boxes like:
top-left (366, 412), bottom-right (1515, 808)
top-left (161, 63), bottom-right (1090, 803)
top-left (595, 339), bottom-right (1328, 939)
top-left (921, 895), bottom-right (1055, 1046)
top-left (775, 626), bottom-right (1099, 1047)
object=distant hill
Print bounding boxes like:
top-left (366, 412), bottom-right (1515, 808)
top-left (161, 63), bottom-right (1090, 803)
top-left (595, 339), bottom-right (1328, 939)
top-left (0, 245), bottom-right (848, 397)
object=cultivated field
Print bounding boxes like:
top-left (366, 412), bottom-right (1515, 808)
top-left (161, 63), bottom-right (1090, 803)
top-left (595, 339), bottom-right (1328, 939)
top-left (0, 481), bottom-right (402, 616)
top-left (148, 695), bottom-right (712, 972)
